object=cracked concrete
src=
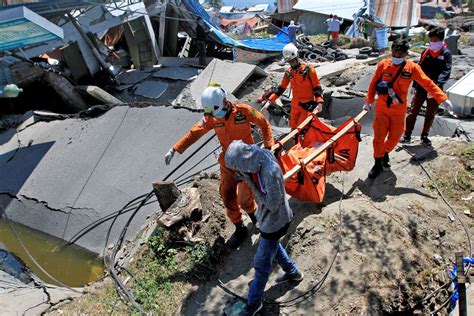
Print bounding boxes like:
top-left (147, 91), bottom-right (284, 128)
top-left (0, 271), bottom-right (81, 315)
top-left (0, 106), bottom-right (220, 254)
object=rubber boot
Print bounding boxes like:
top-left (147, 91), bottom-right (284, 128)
top-left (227, 221), bottom-right (248, 249)
top-left (400, 134), bottom-right (411, 144)
top-left (382, 152), bottom-right (390, 168)
top-left (247, 212), bottom-right (260, 233)
top-left (368, 158), bottom-right (383, 179)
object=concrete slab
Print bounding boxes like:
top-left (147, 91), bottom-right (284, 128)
top-left (353, 73), bottom-right (373, 92)
top-left (152, 67), bottom-right (199, 81)
top-left (189, 58), bottom-right (266, 109)
top-left (115, 84), bottom-right (133, 91)
top-left (134, 80), bottom-right (168, 98)
top-left (0, 271), bottom-right (80, 315)
top-left (315, 54), bottom-right (386, 79)
top-left (116, 69), bottom-right (150, 85)
top-left (0, 106), bottom-right (220, 254)
top-left (158, 57), bottom-right (213, 68)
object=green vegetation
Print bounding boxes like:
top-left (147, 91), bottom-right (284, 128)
top-left (349, 37), bottom-right (370, 49)
top-left (434, 13), bottom-right (445, 20)
top-left (429, 144), bottom-right (474, 202)
top-left (130, 227), bottom-right (222, 314)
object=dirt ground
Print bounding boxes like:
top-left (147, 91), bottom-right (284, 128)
top-left (6, 40), bottom-right (473, 316)
top-left (179, 137), bottom-right (473, 315)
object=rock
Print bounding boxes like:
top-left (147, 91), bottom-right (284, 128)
top-left (334, 77), bottom-right (350, 87)
top-left (433, 254), bottom-right (443, 265)
top-left (438, 228), bottom-right (446, 238)
top-left (199, 171), bottom-right (210, 179)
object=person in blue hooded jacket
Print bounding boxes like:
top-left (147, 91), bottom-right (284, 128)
top-left (225, 140), bottom-right (303, 316)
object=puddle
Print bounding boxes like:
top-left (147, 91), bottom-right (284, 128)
top-left (0, 219), bottom-right (103, 287)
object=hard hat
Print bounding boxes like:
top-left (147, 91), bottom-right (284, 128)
top-left (201, 82), bottom-right (227, 117)
top-left (282, 43), bottom-right (298, 61)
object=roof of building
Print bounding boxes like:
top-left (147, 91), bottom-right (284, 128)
top-left (293, 0), bottom-right (421, 27)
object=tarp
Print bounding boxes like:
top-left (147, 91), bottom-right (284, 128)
top-left (278, 116), bottom-right (361, 203)
top-left (182, 0), bottom-right (290, 52)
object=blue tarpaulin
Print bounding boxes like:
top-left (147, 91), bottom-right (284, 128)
top-left (182, 0), bottom-right (290, 52)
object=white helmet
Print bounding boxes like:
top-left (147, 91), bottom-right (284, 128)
top-left (201, 82), bottom-right (227, 117)
top-left (282, 43), bottom-right (298, 61)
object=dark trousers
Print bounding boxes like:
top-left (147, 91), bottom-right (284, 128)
top-left (197, 40), bottom-right (206, 66)
top-left (405, 89), bottom-right (439, 137)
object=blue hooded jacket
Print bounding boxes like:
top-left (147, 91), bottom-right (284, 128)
top-left (225, 140), bottom-right (293, 234)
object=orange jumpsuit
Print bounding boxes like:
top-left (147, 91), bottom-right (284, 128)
top-left (269, 62), bottom-right (323, 128)
top-left (173, 103), bottom-right (274, 223)
top-left (366, 59), bottom-right (447, 158)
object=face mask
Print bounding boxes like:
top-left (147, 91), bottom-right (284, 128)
top-left (429, 41), bottom-right (444, 51)
top-left (214, 109), bottom-right (227, 118)
top-left (392, 57), bottom-right (405, 65)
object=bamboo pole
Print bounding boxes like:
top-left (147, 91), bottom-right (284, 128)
top-left (271, 107), bottom-right (320, 151)
top-left (283, 110), bottom-right (368, 181)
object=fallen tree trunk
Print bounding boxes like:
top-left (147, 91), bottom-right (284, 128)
top-left (153, 180), bottom-right (181, 212)
top-left (157, 187), bottom-right (202, 228)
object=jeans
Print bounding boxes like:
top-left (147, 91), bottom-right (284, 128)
top-left (247, 237), bottom-right (298, 305)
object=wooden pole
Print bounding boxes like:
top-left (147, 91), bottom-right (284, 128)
top-left (283, 110), bottom-right (367, 181)
top-left (271, 107), bottom-right (320, 151)
top-left (153, 180), bottom-right (181, 212)
top-left (455, 251), bottom-right (467, 316)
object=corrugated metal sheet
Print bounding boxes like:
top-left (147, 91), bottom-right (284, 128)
top-left (375, 0), bottom-right (421, 27)
top-left (277, 0), bottom-right (298, 14)
top-left (0, 0), bottom-right (114, 19)
top-left (293, 0), bottom-right (365, 21)
top-left (292, 0), bottom-right (421, 27)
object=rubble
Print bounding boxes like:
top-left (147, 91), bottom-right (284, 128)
top-left (133, 80), bottom-right (168, 99)
top-left (1, 0), bottom-right (473, 315)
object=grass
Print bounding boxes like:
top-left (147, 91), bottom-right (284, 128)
top-left (129, 227), bottom-right (222, 314)
top-left (428, 143), bottom-right (474, 202)
top-left (47, 226), bottom-right (223, 315)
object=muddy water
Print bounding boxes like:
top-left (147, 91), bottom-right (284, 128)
top-left (0, 219), bottom-right (103, 287)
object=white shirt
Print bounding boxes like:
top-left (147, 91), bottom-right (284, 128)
top-left (329, 18), bottom-right (343, 32)
top-left (325, 18), bottom-right (333, 31)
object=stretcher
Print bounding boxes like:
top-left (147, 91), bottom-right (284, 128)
top-left (272, 110), bottom-right (368, 203)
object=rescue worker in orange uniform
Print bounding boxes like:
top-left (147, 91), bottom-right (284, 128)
top-left (363, 39), bottom-right (452, 179)
top-left (164, 83), bottom-right (274, 248)
top-left (268, 43), bottom-right (324, 129)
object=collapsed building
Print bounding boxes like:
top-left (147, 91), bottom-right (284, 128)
top-left (0, 0), bottom-right (473, 314)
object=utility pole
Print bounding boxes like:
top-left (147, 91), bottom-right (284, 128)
top-left (406, 0), bottom-right (414, 35)
top-left (159, 0), bottom-right (167, 57)
top-left (455, 252), bottom-right (467, 316)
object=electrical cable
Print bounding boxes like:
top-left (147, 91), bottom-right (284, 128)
top-left (175, 162), bottom-right (220, 186)
top-left (216, 172), bottom-right (345, 308)
top-left (430, 292), bottom-right (453, 315)
top-left (1, 213), bottom-right (82, 293)
top-left (104, 133), bottom-right (219, 312)
top-left (173, 144), bottom-right (221, 182)
top-left (61, 106), bottom-right (130, 242)
top-left (399, 145), bottom-right (472, 275)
